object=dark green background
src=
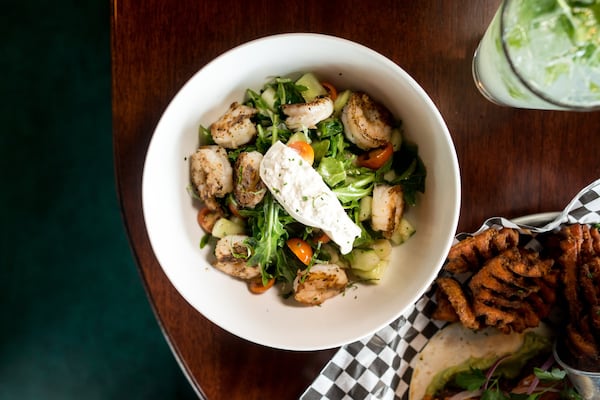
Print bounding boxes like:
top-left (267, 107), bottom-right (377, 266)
top-left (2, 2), bottom-right (197, 399)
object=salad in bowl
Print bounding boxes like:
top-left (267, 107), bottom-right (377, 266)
top-left (188, 72), bottom-right (426, 305)
top-left (142, 33), bottom-right (459, 350)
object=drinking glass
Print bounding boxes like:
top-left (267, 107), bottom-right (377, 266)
top-left (473, 0), bottom-right (600, 111)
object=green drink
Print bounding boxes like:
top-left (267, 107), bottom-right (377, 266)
top-left (473, 0), bottom-right (600, 110)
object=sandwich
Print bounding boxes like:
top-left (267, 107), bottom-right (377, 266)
top-left (408, 322), bottom-right (576, 400)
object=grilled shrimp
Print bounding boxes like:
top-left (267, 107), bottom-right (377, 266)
top-left (371, 184), bottom-right (404, 238)
top-left (233, 151), bottom-right (267, 208)
top-left (293, 264), bottom-right (348, 305)
top-left (282, 96), bottom-right (334, 131)
top-left (213, 235), bottom-right (260, 279)
top-left (210, 102), bottom-right (258, 149)
top-left (190, 145), bottom-right (233, 210)
top-left (341, 92), bottom-right (393, 150)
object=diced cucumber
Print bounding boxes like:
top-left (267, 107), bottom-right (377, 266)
top-left (349, 248), bottom-right (380, 271)
top-left (211, 218), bottom-right (246, 239)
top-left (383, 169), bottom-right (397, 183)
top-left (333, 89), bottom-right (352, 116)
top-left (353, 259), bottom-right (389, 281)
top-left (358, 196), bottom-right (373, 222)
top-left (261, 86), bottom-right (277, 110)
top-left (296, 72), bottom-right (327, 102)
top-left (390, 217), bottom-right (416, 245)
top-left (390, 127), bottom-right (403, 151)
top-left (320, 244), bottom-right (349, 269)
top-left (287, 132), bottom-right (311, 144)
top-left (370, 239), bottom-right (392, 260)
top-left (229, 216), bottom-right (245, 226)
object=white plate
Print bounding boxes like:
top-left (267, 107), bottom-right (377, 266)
top-left (141, 33), bottom-right (460, 350)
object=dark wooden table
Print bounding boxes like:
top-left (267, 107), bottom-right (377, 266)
top-left (110, 1), bottom-right (600, 398)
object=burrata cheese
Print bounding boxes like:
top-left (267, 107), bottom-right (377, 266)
top-left (259, 141), bottom-right (361, 254)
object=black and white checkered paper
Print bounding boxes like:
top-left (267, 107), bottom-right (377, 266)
top-left (301, 178), bottom-right (600, 400)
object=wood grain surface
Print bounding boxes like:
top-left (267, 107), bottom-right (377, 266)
top-left (111, 1), bottom-right (600, 398)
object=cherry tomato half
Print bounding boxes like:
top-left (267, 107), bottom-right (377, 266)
top-left (287, 141), bottom-right (315, 166)
top-left (286, 238), bottom-right (313, 265)
top-left (197, 207), bottom-right (221, 233)
top-left (356, 142), bottom-right (394, 170)
top-left (321, 81), bottom-right (338, 101)
top-left (313, 231), bottom-right (331, 244)
top-left (248, 276), bottom-right (275, 294)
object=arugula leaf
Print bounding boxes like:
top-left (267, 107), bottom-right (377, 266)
top-left (333, 175), bottom-right (375, 204)
top-left (199, 234), bottom-right (212, 249)
top-left (317, 117), bottom-right (344, 137)
top-left (186, 184), bottom-right (202, 201)
top-left (245, 88), bottom-right (293, 151)
top-left (245, 88), bottom-right (273, 116)
top-left (199, 124), bottom-right (214, 145)
top-left (226, 143), bottom-right (259, 163)
top-left (316, 118), bottom-right (346, 158)
top-left (274, 244), bottom-right (304, 285)
top-left (389, 140), bottom-right (426, 206)
top-left (245, 194), bottom-right (291, 284)
top-left (455, 369), bottom-right (487, 391)
top-left (349, 217), bottom-right (377, 248)
top-left (274, 77), bottom-right (305, 105)
top-left (255, 123), bottom-right (292, 153)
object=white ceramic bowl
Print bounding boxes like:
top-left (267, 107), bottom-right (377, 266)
top-left (142, 33), bottom-right (460, 350)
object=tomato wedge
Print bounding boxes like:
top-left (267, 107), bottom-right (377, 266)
top-left (287, 141), bottom-right (315, 165)
top-left (286, 238), bottom-right (313, 265)
top-left (356, 142), bottom-right (394, 170)
top-left (248, 276), bottom-right (275, 294)
top-left (196, 207), bottom-right (221, 233)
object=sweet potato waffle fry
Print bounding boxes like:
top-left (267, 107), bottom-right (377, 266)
top-left (444, 228), bottom-right (520, 273)
top-left (550, 224), bottom-right (600, 371)
top-left (433, 227), bottom-right (558, 334)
